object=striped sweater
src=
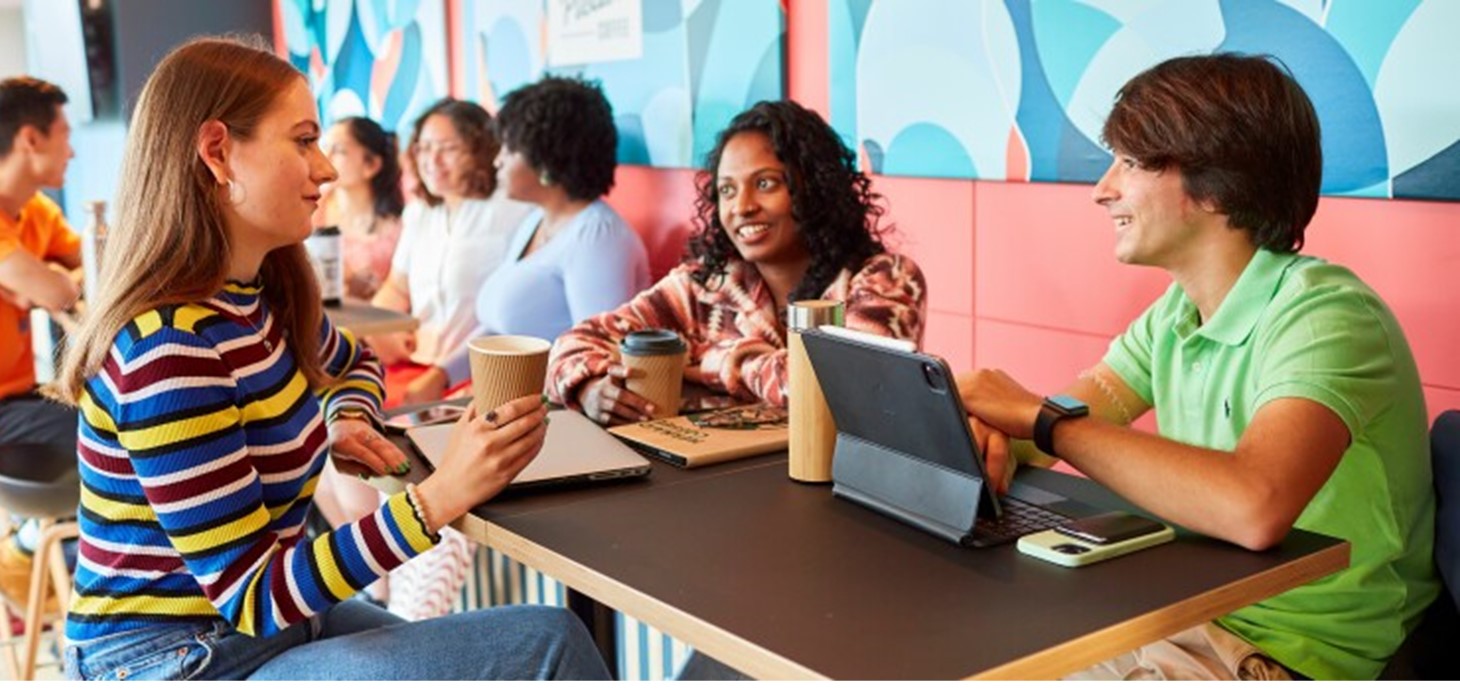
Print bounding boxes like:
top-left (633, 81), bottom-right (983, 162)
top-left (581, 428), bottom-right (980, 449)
top-left (68, 281), bottom-right (437, 643)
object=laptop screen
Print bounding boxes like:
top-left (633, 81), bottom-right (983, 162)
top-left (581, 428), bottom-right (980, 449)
top-left (406, 409), bottom-right (650, 488)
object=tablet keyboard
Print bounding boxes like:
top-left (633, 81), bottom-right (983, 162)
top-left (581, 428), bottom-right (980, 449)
top-left (970, 496), bottom-right (1072, 547)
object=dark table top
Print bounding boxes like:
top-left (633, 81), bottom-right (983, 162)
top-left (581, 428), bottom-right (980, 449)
top-left (371, 405), bottom-right (1346, 679)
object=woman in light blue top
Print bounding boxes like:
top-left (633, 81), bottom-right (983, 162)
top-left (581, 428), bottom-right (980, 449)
top-left (435, 76), bottom-right (649, 391)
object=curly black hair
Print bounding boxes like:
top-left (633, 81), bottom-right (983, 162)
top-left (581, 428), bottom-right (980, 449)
top-left (689, 100), bottom-right (888, 302)
top-left (337, 116), bottom-right (404, 219)
top-left (494, 76), bottom-right (617, 201)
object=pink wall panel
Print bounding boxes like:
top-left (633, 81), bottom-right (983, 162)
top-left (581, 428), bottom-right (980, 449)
top-left (973, 318), bottom-right (1111, 396)
top-left (787, 0), bottom-right (829, 115)
top-left (604, 166), bottom-right (700, 280)
top-left (1425, 386), bottom-right (1460, 422)
top-left (1302, 196), bottom-right (1460, 391)
top-left (873, 175), bottom-right (976, 316)
top-left (921, 311), bottom-right (974, 372)
top-left (974, 181), bottom-right (1171, 337)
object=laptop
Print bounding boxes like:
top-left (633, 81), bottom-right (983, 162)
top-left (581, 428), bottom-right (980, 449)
top-left (406, 408), bottom-right (651, 490)
top-left (800, 328), bottom-right (1101, 547)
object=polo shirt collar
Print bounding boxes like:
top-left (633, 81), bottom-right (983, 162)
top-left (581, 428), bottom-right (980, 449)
top-left (1177, 248), bottom-right (1300, 346)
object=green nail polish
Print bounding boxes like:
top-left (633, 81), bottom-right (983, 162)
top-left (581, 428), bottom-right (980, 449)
top-left (541, 393), bottom-right (550, 404)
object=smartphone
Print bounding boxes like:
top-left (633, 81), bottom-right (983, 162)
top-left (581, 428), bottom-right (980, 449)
top-left (1018, 512), bottom-right (1174, 567)
top-left (1055, 512), bottom-right (1168, 544)
top-left (383, 404), bottom-right (464, 432)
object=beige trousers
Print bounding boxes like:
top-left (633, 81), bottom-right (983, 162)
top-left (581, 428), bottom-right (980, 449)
top-left (1065, 623), bottom-right (1296, 681)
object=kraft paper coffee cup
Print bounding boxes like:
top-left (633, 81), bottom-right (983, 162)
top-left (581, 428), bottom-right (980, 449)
top-left (468, 335), bottom-right (551, 412)
top-left (619, 329), bottom-right (687, 420)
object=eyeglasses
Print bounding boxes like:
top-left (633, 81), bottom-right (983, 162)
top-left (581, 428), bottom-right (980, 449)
top-left (687, 404), bottom-right (789, 430)
top-left (414, 140), bottom-right (468, 160)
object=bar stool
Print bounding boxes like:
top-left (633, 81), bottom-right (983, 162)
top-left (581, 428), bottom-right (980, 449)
top-left (0, 443), bottom-right (80, 680)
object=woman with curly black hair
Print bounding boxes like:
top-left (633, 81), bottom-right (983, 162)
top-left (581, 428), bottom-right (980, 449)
top-left (431, 76), bottom-right (649, 392)
top-left (548, 99), bottom-right (928, 425)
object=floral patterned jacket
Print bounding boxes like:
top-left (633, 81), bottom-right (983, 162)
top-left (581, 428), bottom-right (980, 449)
top-left (546, 252), bottom-right (927, 412)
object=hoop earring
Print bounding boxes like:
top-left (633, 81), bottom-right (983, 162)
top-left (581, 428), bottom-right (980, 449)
top-left (227, 178), bottom-right (246, 205)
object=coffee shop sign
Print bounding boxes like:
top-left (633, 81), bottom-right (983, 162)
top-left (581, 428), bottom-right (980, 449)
top-left (547, 0), bottom-right (643, 66)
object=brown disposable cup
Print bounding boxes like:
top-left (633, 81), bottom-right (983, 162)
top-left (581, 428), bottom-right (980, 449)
top-left (468, 335), bottom-right (551, 412)
top-left (620, 329), bottom-right (687, 420)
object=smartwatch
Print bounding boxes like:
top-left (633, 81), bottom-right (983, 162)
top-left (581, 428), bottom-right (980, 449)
top-left (1034, 395), bottom-right (1089, 457)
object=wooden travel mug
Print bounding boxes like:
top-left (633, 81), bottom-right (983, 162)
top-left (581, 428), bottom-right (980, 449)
top-left (787, 300), bottom-right (844, 483)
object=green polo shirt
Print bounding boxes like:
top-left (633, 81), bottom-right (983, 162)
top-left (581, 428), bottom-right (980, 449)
top-left (1103, 248), bottom-right (1438, 680)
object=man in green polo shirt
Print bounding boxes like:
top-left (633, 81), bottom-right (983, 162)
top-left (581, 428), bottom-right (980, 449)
top-left (955, 54), bottom-right (1438, 680)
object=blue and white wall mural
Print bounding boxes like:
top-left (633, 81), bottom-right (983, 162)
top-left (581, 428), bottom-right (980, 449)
top-left (830, 0), bottom-right (1460, 201)
top-left (278, 0), bottom-right (450, 140)
top-left (460, 0), bottom-right (785, 169)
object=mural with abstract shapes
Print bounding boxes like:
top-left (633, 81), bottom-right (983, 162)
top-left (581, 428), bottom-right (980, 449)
top-left (829, 0), bottom-right (1460, 201)
top-left (278, 0), bottom-right (449, 140)
top-left (458, 0), bottom-right (784, 169)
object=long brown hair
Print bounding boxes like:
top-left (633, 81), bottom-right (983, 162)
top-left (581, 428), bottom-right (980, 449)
top-left (53, 35), bottom-right (330, 404)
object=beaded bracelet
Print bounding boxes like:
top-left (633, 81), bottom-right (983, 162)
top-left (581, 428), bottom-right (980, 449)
top-left (403, 482), bottom-right (438, 537)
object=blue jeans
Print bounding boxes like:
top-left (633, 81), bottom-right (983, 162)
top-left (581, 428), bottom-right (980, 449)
top-left (63, 601), bottom-right (609, 680)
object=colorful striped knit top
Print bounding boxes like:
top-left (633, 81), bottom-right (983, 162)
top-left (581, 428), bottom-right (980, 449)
top-left (68, 281), bottom-right (438, 643)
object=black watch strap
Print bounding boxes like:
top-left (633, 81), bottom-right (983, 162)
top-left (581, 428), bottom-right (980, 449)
top-left (1033, 404), bottom-right (1061, 457)
top-left (1033, 397), bottom-right (1087, 457)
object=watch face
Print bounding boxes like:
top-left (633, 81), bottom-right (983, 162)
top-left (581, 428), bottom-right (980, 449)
top-left (1047, 395), bottom-right (1089, 415)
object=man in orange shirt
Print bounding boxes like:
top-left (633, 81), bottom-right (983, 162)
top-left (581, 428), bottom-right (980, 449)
top-left (0, 76), bottom-right (82, 611)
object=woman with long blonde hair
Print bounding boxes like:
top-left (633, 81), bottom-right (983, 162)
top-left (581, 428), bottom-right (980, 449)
top-left (52, 36), bottom-right (606, 681)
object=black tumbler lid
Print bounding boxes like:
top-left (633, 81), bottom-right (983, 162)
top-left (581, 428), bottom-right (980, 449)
top-left (620, 329), bottom-right (687, 356)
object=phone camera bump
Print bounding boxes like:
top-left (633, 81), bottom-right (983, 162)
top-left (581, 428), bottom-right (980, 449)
top-left (1052, 543), bottom-right (1090, 555)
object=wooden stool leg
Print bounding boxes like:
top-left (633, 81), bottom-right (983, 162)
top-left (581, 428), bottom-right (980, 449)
top-left (0, 590), bottom-right (20, 680)
top-left (20, 519), bottom-right (57, 680)
top-left (46, 525), bottom-right (74, 611)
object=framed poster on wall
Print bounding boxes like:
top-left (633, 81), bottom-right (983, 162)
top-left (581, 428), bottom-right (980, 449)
top-left (457, 0), bottom-right (785, 169)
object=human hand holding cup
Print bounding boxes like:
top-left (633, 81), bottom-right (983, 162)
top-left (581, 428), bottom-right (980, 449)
top-left (618, 329), bottom-right (687, 422)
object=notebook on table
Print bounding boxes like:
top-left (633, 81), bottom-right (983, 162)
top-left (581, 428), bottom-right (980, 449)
top-left (608, 404), bottom-right (789, 468)
top-left (800, 328), bottom-right (1102, 547)
top-left (406, 408), bottom-right (651, 490)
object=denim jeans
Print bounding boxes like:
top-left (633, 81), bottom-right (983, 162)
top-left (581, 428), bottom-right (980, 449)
top-left (63, 601), bottom-right (610, 680)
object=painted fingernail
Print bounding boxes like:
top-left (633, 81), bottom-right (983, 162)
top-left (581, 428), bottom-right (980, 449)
top-left (645, 404), bottom-right (656, 413)
top-left (392, 462), bottom-right (409, 475)
top-left (640, 414), bottom-right (651, 421)
top-left (484, 410), bottom-right (498, 423)
top-left (541, 394), bottom-right (550, 404)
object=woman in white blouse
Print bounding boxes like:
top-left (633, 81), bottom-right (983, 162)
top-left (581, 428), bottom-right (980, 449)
top-left (369, 98), bottom-right (531, 405)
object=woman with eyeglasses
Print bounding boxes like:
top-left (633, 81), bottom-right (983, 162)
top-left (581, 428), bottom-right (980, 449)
top-left (368, 99), bottom-right (531, 407)
top-left (427, 76), bottom-right (650, 395)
